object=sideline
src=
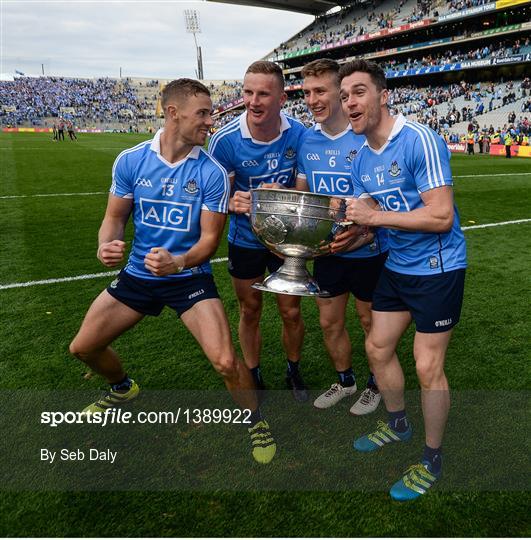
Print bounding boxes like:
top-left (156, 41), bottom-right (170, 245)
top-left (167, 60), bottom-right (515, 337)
top-left (1, 220), bottom-right (530, 290)
top-left (0, 191), bottom-right (105, 200)
top-left (1, 172), bottom-right (529, 200)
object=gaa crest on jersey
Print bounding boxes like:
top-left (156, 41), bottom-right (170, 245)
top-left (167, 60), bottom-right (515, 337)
top-left (184, 179), bottom-right (199, 195)
top-left (388, 161), bottom-right (401, 177)
top-left (135, 177), bottom-right (153, 187)
top-left (284, 147), bottom-right (296, 159)
top-left (346, 149), bottom-right (358, 163)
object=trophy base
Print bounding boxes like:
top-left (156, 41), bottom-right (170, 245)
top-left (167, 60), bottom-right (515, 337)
top-left (252, 257), bottom-right (330, 297)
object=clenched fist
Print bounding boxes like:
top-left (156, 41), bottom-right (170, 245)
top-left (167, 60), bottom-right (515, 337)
top-left (97, 240), bottom-right (126, 267)
top-left (345, 197), bottom-right (375, 226)
top-left (144, 247), bottom-right (185, 277)
top-left (230, 190), bottom-right (252, 214)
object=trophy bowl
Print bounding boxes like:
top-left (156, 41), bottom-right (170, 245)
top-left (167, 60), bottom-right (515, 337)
top-left (250, 188), bottom-right (351, 297)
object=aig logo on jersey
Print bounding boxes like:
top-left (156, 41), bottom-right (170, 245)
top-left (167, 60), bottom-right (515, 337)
top-left (184, 179), bottom-right (199, 195)
top-left (372, 187), bottom-right (411, 212)
top-left (311, 172), bottom-right (352, 195)
top-left (140, 198), bottom-right (192, 232)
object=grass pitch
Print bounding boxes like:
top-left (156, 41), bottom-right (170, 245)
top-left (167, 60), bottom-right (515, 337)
top-left (0, 133), bottom-right (529, 536)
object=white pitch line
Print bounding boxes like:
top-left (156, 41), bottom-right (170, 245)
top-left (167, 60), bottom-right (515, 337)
top-left (454, 173), bottom-right (531, 178)
top-left (0, 270), bottom-right (120, 289)
top-left (0, 147), bottom-right (129, 151)
top-left (0, 191), bottom-right (106, 200)
top-left (1, 221), bottom-right (530, 291)
top-left (461, 218), bottom-right (531, 230)
top-left (0, 257), bottom-right (229, 290)
top-left (1, 172), bottom-right (530, 201)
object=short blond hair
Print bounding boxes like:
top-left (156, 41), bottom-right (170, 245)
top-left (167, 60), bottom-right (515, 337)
top-left (245, 60), bottom-right (284, 90)
top-left (301, 58), bottom-right (340, 85)
top-left (161, 78), bottom-right (210, 111)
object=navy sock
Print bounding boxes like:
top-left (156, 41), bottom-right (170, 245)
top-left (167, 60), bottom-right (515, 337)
top-left (250, 366), bottom-right (263, 386)
top-left (337, 368), bottom-right (356, 387)
top-left (388, 409), bottom-right (409, 433)
top-left (423, 445), bottom-right (442, 475)
top-left (286, 359), bottom-right (300, 375)
top-left (249, 407), bottom-right (263, 426)
top-left (366, 372), bottom-right (379, 392)
top-left (110, 374), bottom-right (132, 392)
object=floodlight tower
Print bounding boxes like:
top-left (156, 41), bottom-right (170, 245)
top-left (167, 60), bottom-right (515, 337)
top-left (184, 9), bottom-right (204, 80)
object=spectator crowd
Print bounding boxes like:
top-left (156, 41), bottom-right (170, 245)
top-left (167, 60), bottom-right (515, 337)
top-left (0, 76), bottom-right (157, 127)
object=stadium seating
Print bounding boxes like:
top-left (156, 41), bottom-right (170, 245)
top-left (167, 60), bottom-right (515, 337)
top-left (0, 76), bottom-right (158, 128)
top-left (0, 76), bottom-right (243, 131)
top-left (2, 0), bottom-right (528, 144)
top-left (270, 0), bottom-right (436, 57)
top-left (449, 94), bottom-right (530, 134)
top-left (266, 0), bottom-right (494, 59)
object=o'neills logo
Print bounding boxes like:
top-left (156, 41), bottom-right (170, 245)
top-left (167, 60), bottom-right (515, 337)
top-left (188, 288), bottom-right (204, 299)
top-left (435, 318), bottom-right (452, 327)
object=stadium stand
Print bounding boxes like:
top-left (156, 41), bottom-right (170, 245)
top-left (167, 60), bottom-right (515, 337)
top-left (271, 0), bottom-right (437, 55)
top-left (210, 0), bottom-right (531, 149)
top-left (1, 0), bottom-right (529, 148)
top-left (0, 76), bottom-right (243, 131)
top-left (0, 76), bottom-right (159, 129)
top-left (266, 0), bottom-right (523, 59)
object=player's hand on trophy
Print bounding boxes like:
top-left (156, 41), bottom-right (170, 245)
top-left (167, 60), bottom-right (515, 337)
top-left (330, 225), bottom-right (373, 254)
top-left (259, 182), bottom-right (286, 190)
top-left (345, 197), bottom-right (375, 226)
top-left (144, 247), bottom-right (185, 276)
top-left (97, 240), bottom-right (126, 267)
top-left (230, 190), bottom-right (252, 214)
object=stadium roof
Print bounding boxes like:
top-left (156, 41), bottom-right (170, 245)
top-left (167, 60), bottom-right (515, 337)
top-left (207, 0), bottom-right (352, 16)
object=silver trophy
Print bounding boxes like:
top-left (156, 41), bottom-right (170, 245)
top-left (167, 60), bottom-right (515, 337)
top-left (250, 188), bottom-right (351, 297)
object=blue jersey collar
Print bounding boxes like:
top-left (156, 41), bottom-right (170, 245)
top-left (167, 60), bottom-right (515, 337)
top-left (150, 128), bottom-right (201, 167)
top-left (362, 113), bottom-right (407, 155)
top-left (314, 122), bottom-right (352, 141)
top-left (239, 111), bottom-right (291, 145)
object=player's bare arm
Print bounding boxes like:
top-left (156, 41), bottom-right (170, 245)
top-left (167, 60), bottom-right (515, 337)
top-left (144, 211), bottom-right (227, 277)
top-left (97, 194), bottom-right (133, 267)
top-left (346, 186), bottom-right (454, 233)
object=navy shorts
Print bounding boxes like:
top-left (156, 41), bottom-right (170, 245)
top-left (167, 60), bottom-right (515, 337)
top-left (372, 267), bottom-right (466, 333)
top-left (228, 243), bottom-right (283, 280)
top-left (313, 252), bottom-right (388, 301)
top-left (106, 270), bottom-right (219, 317)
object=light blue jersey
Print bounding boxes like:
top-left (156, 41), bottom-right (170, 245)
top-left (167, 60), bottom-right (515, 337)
top-left (351, 114), bottom-right (467, 275)
top-left (297, 123), bottom-right (388, 259)
top-left (110, 129), bottom-right (230, 280)
top-left (208, 111), bottom-right (306, 249)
